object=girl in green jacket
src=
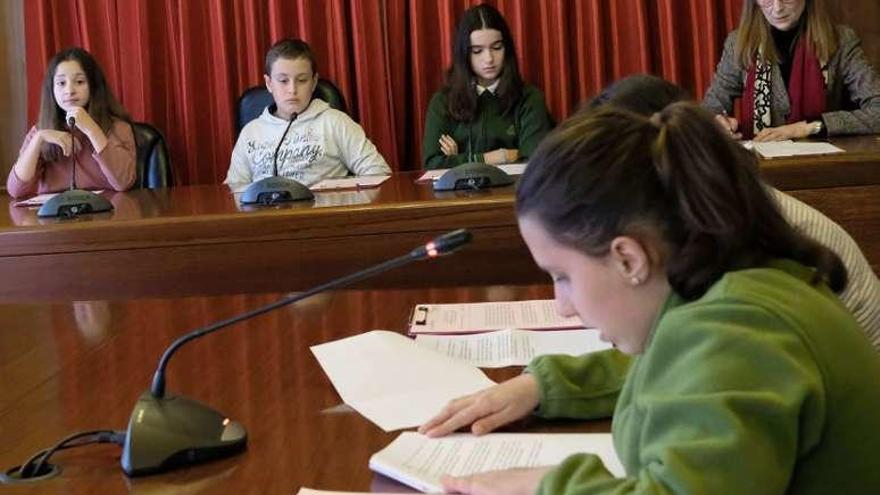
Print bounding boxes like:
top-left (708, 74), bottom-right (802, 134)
top-left (420, 103), bottom-right (880, 494)
top-left (421, 4), bottom-right (552, 170)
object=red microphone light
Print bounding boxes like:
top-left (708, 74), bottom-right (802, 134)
top-left (425, 242), bottom-right (439, 258)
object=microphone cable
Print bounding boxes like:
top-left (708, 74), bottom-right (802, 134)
top-left (272, 113), bottom-right (297, 177)
top-left (8, 429), bottom-right (126, 480)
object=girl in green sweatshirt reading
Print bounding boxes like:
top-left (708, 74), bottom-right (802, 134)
top-left (421, 3), bottom-right (552, 170)
top-left (420, 103), bottom-right (880, 494)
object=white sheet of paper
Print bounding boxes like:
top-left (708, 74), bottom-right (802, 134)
top-left (370, 432), bottom-right (624, 493)
top-left (310, 330), bottom-right (496, 431)
top-left (311, 175), bottom-right (391, 191)
top-left (751, 140), bottom-right (844, 158)
top-left (297, 490), bottom-right (417, 495)
top-left (13, 191), bottom-right (104, 207)
top-left (414, 329), bottom-right (611, 368)
top-left (417, 169), bottom-right (446, 181)
top-left (417, 163), bottom-right (526, 182)
top-left (497, 162), bottom-right (527, 175)
top-left (13, 193), bottom-right (59, 207)
top-left (409, 300), bottom-right (582, 334)
top-left (313, 189), bottom-right (380, 207)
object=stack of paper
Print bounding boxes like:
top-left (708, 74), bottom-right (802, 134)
top-left (310, 175), bottom-right (390, 191)
top-left (369, 432), bottom-right (624, 493)
top-left (414, 329), bottom-right (611, 368)
top-left (409, 300), bottom-right (583, 334)
top-left (743, 140), bottom-right (845, 158)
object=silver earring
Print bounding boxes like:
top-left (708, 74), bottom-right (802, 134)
top-left (630, 276), bottom-right (641, 286)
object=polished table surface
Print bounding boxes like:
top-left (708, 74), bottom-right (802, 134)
top-left (1, 135), bottom-right (878, 301)
top-left (0, 284), bottom-right (610, 494)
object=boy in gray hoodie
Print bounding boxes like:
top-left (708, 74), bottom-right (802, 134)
top-left (225, 39), bottom-right (390, 187)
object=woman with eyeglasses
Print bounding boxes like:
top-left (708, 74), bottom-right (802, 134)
top-left (703, 0), bottom-right (880, 141)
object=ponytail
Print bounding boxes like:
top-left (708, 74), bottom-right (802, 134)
top-left (517, 103), bottom-right (847, 300)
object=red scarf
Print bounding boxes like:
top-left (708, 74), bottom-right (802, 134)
top-left (740, 35), bottom-right (826, 138)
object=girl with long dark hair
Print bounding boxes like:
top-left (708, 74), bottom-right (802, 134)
top-left (421, 3), bottom-right (552, 169)
top-left (7, 47), bottom-right (135, 198)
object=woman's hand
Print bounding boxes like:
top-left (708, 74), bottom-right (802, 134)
top-left (37, 129), bottom-right (73, 156)
top-left (714, 114), bottom-right (742, 140)
top-left (441, 466), bottom-right (551, 495)
top-left (65, 107), bottom-right (108, 152)
top-left (440, 134), bottom-right (459, 156)
top-left (419, 374), bottom-right (540, 438)
top-left (482, 148), bottom-right (519, 165)
top-left (753, 121), bottom-right (813, 142)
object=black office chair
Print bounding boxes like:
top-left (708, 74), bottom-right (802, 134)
top-left (235, 78), bottom-right (348, 138)
top-left (131, 121), bottom-right (174, 189)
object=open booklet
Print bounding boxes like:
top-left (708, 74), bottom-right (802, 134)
top-left (369, 432), bottom-right (624, 493)
top-left (409, 299), bottom-right (583, 335)
top-left (417, 163), bottom-right (527, 182)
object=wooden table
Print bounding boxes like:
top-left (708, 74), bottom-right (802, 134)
top-left (1, 135), bottom-right (878, 301)
top-left (0, 284), bottom-right (609, 494)
top-left (0, 172), bottom-right (541, 301)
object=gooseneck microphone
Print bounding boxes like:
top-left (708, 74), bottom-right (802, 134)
top-left (37, 113), bottom-right (114, 218)
top-left (122, 229), bottom-right (473, 476)
top-left (240, 108), bottom-right (314, 206)
top-left (66, 116), bottom-right (78, 191)
top-left (272, 113), bottom-right (295, 177)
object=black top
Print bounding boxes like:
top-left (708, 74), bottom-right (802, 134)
top-left (771, 24), bottom-right (802, 89)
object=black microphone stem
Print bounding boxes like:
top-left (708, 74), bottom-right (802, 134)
top-left (67, 117), bottom-right (78, 191)
top-left (272, 113), bottom-right (297, 177)
top-left (149, 229), bottom-right (472, 399)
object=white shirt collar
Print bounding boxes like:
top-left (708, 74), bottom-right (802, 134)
top-left (476, 80), bottom-right (500, 95)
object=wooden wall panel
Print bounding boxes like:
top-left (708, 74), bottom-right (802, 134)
top-left (0, 0), bottom-right (26, 191)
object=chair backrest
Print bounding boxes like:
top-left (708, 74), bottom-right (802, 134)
top-left (235, 78), bottom-right (348, 138)
top-left (131, 121), bottom-right (173, 189)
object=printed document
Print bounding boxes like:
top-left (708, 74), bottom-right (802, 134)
top-left (409, 299), bottom-right (582, 334)
top-left (743, 140), bottom-right (844, 158)
top-left (414, 329), bottom-right (611, 367)
top-left (370, 432), bottom-right (624, 493)
top-left (310, 330), bottom-right (495, 431)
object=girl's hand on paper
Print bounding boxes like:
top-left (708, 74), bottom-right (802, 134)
top-left (441, 466), bottom-right (551, 495)
top-left (419, 374), bottom-right (539, 437)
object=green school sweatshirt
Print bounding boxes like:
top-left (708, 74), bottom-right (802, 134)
top-left (528, 260), bottom-right (880, 494)
top-left (421, 85), bottom-right (552, 169)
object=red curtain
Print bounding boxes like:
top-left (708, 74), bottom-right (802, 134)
top-left (24, 0), bottom-right (741, 186)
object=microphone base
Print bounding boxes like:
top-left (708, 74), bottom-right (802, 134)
top-left (240, 176), bottom-right (314, 205)
top-left (36, 189), bottom-right (113, 218)
top-left (121, 391), bottom-right (247, 477)
top-left (433, 163), bottom-right (514, 191)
